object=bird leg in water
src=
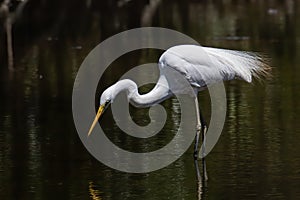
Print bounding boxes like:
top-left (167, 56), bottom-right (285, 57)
top-left (194, 96), bottom-right (206, 159)
top-left (194, 96), bottom-right (208, 180)
top-left (200, 112), bottom-right (208, 181)
top-left (194, 97), bottom-right (201, 159)
top-left (194, 129), bottom-right (200, 159)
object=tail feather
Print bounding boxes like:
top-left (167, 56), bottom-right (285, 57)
top-left (204, 47), bottom-right (271, 83)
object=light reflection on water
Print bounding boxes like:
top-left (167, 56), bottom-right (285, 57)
top-left (1, 0), bottom-right (300, 199)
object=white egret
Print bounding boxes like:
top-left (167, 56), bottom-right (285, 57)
top-left (87, 44), bottom-right (270, 159)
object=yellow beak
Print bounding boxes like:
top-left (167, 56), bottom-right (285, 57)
top-left (87, 104), bottom-right (105, 136)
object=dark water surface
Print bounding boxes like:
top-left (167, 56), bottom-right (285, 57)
top-left (1, 1), bottom-right (300, 199)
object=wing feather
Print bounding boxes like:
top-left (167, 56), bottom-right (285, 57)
top-left (158, 45), bottom-right (270, 88)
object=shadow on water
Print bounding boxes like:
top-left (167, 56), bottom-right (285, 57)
top-left (1, 0), bottom-right (300, 199)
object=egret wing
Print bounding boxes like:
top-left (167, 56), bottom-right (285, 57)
top-left (158, 45), bottom-right (270, 89)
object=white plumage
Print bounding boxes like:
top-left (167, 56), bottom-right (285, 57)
top-left (88, 44), bottom-right (271, 138)
top-left (159, 45), bottom-right (270, 89)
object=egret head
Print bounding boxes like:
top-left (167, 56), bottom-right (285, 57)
top-left (87, 85), bottom-right (115, 136)
top-left (87, 79), bottom-right (137, 136)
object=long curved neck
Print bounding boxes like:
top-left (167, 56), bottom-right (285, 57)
top-left (114, 77), bottom-right (172, 108)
